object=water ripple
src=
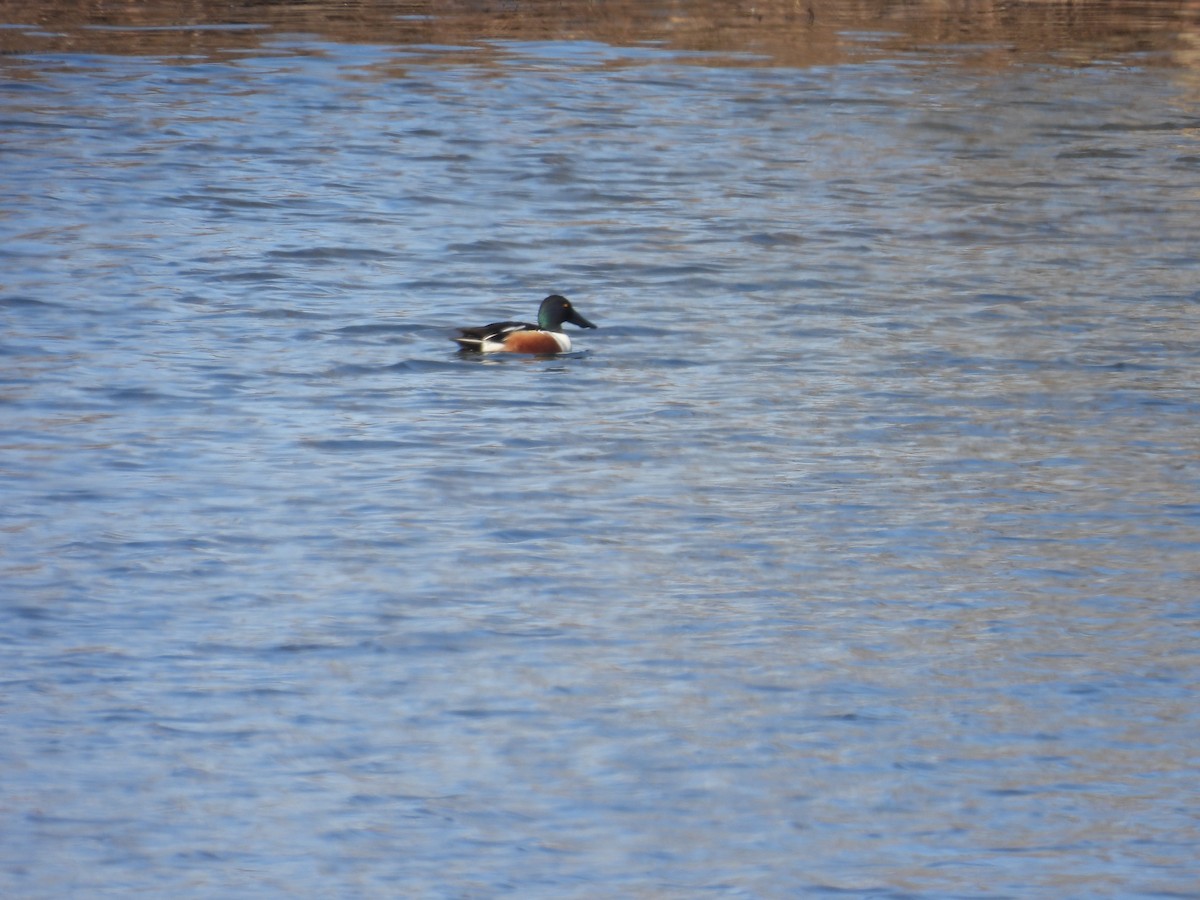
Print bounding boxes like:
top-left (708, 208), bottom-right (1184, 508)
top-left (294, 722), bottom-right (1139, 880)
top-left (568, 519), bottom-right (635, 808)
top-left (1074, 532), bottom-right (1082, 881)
top-left (3, 16), bottom-right (1199, 899)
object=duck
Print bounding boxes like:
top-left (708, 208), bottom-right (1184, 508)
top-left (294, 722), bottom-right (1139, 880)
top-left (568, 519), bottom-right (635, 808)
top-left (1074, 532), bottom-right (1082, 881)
top-left (452, 294), bottom-right (597, 353)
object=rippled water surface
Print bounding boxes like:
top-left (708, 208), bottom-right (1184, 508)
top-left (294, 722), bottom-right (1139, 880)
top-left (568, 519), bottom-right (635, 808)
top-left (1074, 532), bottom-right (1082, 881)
top-left (3, 1), bottom-right (1200, 896)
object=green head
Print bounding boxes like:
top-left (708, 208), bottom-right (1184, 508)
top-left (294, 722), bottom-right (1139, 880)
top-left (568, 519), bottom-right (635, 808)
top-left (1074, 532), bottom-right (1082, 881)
top-left (538, 294), bottom-right (597, 332)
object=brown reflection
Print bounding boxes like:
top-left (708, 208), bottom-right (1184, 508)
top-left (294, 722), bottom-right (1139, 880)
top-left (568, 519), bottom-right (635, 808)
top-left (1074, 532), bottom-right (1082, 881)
top-left (1, 0), bottom-right (1198, 68)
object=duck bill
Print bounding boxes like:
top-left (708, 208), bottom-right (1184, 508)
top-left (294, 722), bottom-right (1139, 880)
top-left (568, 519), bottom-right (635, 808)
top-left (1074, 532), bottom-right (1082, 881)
top-left (567, 309), bottom-right (597, 329)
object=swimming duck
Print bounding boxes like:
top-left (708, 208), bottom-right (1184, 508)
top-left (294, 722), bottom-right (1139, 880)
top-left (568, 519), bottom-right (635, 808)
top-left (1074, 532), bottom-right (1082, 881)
top-left (452, 294), bottom-right (597, 353)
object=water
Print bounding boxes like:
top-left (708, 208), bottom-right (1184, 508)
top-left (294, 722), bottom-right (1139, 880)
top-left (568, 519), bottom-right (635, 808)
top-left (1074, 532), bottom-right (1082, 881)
top-left (3, 2), bottom-right (1200, 896)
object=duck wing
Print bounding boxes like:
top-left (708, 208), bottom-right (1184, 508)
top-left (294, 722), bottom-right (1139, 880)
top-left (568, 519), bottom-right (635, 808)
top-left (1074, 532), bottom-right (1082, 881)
top-left (452, 320), bottom-right (536, 350)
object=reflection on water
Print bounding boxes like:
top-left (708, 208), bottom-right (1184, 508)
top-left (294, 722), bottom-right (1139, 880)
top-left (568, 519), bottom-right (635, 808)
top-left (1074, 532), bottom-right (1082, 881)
top-left (2, 1), bottom-right (1200, 897)
top-left (3, 0), bottom-right (1200, 67)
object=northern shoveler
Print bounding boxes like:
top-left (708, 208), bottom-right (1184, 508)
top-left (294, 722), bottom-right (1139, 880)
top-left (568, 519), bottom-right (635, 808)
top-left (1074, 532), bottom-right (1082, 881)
top-left (452, 294), bottom-right (597, 353)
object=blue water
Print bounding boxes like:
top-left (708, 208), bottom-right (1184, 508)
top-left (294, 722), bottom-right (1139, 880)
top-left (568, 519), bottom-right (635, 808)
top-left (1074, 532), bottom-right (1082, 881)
top-left (3, 10), bottom-right (1200, 898)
